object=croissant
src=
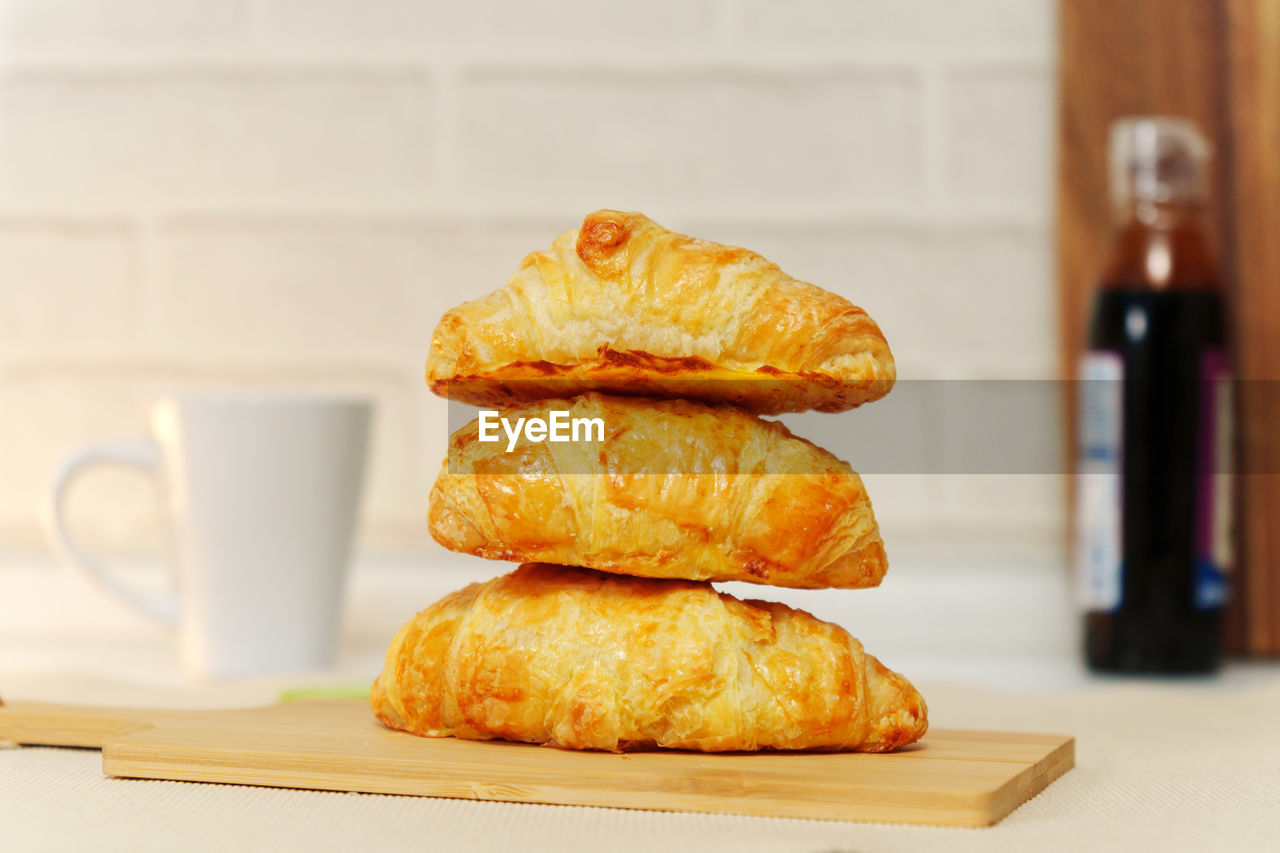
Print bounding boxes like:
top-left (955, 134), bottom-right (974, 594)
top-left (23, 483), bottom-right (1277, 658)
top-left (372, 564), bottom-right (927, 753)
top-left (429, 393), bottom-right (887, 589)
top-left (426, 210), bottom-right (895, 414)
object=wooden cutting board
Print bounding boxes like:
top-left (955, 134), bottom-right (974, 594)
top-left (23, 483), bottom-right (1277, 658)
top-left (0, 698), bottom-right (1073, 827)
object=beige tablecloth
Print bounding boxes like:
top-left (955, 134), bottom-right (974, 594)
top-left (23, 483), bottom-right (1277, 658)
top-left (4, 671), bottom-right (1279, 852)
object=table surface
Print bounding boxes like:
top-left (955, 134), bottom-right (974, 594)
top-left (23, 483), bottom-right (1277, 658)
top-left (3, 548), bottom-right (1279, 852)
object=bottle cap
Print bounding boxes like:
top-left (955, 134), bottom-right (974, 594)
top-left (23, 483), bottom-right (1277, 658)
top-left (1109, 117), bottom-right (1211, 211)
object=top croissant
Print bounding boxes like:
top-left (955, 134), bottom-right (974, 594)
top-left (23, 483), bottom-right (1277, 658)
top-left (427, 210), bottom-right (895, 414)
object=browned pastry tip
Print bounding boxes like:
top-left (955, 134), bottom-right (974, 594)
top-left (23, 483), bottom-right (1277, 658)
top-left (428, 393), bottom-right (888, 589)
top-left (426, 210), bottom-right (895, 414)
top-left (372, 564), bottom-right (927, 753)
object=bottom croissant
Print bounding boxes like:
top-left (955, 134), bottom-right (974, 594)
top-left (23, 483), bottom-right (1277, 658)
top-left (372, 564), bottom-right (927, 753)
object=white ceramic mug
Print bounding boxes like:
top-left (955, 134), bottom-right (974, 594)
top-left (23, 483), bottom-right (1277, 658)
top-left (44, 393), bottom-right (372, 679)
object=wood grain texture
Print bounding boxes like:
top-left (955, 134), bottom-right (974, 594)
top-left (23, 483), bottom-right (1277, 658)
top-left (1225, 0), bottom-right (1280, 654)
top-left (1059, 0), bottom-right (1280, 654)
top-left (0, 699), bottom-right (1074, 828)
top-left (1058, 0), bottom-right (1231, 390)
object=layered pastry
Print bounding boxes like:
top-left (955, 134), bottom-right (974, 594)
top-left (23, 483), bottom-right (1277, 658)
top-left (429, 393), bottom-right (887, 589)
top-left (372, 564), bottom-right (927, 753)
top-left (374, 210), bottom-right (926, 755)
top-left (426, 210), bottom-right (896, 415)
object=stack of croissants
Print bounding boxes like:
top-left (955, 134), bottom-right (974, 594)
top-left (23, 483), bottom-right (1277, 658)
top-left (371, 210), bottom-right (928, 753)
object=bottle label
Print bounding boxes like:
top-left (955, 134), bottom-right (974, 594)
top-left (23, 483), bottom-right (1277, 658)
top-left (1193, 350), bottom-right (1233, 610)
top-left (1075, 351), bottom-right (1124, 612)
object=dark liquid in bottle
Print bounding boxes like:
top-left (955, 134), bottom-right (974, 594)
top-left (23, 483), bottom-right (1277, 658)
top-left (1083, 287), bottom-right (1226, 673)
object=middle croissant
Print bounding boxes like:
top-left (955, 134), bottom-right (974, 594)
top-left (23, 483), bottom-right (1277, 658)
top-left (429, 393), bottom-right (887, 589)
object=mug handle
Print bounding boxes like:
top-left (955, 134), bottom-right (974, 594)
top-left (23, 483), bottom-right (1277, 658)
top-left (43, 439), bottom-right (179, 628)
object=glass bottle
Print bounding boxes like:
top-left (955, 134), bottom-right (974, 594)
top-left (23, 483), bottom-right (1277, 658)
top-left (1076, 117), bottom-right (1233, 673)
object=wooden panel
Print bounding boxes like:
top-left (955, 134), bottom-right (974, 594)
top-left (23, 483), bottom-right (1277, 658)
top-left (1059, 0), bottom-right (1280, 653)
top-left (0, 699), bottom-right (1075, 829)
top-left (1058, 0), bottom-right (1232, 390)
top-left (1226, 0), bottom-right (1280, 654)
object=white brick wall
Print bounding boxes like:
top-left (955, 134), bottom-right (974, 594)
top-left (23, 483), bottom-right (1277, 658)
top-left (944, 67), bottom-right (1054, 211)
top-left (255, 0), bottom-right (717, 47)
top-left (456, 69), bottom-right (921, 207)
top-left (0, 70), bottom-right (434, 207)
top-left (0, 221), bottom-right (138, 355)
top-left (0, 1), bottom-right (250, 50)
top-left (0, 0), bottom-right (1059, 553)
top-left (732, 0), bottom-right (1050, 50)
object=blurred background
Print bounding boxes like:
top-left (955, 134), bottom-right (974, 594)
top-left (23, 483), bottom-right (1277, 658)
top-left (2, 0), bottom-right (1278, 687)
top-left (0, 0), bottom-right (1059, 557)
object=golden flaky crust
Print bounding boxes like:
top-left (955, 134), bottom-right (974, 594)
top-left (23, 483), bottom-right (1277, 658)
top-left (429, 394), bottom-right (888, 589)
top-left (371, 564), bottom-right (927, 753)
top-left (426, 210), bottom-right (896, 414)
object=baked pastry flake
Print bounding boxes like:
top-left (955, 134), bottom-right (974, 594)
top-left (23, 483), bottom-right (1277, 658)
top-left (371, 564), bottom-right (927, 752)
top-left (427, 210), bottom-right (895, 414)
top-left (429, 393), bottom-right (888, 589)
